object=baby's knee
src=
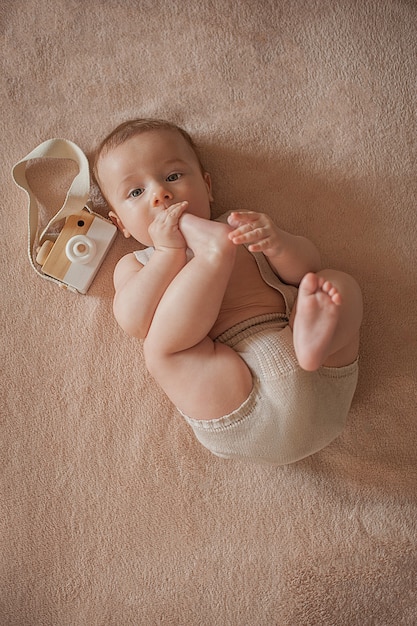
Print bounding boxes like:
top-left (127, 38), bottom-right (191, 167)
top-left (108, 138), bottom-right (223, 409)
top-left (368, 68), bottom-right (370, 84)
top-left (318, 269), bottom-right (362, 298)
top-left (143, 337), bottom-right (165, 376)
top-left (318, 268), bottom-right (363, 323)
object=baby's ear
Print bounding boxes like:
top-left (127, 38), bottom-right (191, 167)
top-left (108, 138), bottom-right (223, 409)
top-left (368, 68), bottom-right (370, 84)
top-left (109, 211), bottom-right (131, 238)
top-left (204, 172), bottom-right (214, 202)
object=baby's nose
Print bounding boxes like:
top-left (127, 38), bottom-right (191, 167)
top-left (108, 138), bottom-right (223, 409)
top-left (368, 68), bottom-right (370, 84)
top-left (152, 184), bottom-right (173, 207)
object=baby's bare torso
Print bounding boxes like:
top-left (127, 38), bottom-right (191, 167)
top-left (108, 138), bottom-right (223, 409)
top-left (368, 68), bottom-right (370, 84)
top-left (209, 245), bottom-right (286, 338)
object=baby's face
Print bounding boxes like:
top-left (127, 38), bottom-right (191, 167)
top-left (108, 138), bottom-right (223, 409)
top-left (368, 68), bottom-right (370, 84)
top-left (96, 128), bottom-right (213, 245)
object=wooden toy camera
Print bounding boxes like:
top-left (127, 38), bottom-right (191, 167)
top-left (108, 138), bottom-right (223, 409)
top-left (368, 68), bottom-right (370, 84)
top-left (12, 138), bottom-right (117, 294)
top-left (36, 207), bottom-right (117, 294)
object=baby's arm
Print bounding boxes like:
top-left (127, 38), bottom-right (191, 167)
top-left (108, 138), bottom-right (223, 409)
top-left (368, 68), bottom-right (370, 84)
top-left (227, 211), bottom-right (321, 286)
top-left (113, 249), bottom-right (187, 338)
top-left (113, 202), bottom-right (188, 338)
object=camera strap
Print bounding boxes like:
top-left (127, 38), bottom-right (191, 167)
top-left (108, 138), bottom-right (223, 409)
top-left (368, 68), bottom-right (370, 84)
top-left (12, 138), bottom-right (90, 287)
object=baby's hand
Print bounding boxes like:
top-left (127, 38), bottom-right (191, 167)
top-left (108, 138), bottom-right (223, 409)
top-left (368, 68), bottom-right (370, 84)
top-left (148, 201), bottom-right (188, 251)
top-left (227, 211), bottom-right (284, 257)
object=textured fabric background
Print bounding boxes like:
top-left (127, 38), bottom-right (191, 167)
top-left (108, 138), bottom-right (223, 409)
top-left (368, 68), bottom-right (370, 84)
top-left (1, 1), bottom-right (416, 624)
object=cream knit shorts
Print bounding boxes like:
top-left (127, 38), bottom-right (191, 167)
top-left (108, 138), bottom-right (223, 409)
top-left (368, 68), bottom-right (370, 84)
top-left (180, 314), bottom-right (358, 465)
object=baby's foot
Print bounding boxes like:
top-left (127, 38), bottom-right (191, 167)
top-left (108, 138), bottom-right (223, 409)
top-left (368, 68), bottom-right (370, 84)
top-left (179, 213), bottom-right (235, 260)
top-left (293, 273), bottom-right (342, 371)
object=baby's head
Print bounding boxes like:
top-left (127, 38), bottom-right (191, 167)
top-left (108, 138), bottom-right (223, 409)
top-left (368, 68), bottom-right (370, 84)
top-left (93, 118), bottom-right (212, 244)
top-left (93, 119), bottom-right (205, 181)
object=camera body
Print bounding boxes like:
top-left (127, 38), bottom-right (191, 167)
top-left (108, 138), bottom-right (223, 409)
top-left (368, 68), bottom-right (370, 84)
top-left (36, 208), bottom-right (117, 294)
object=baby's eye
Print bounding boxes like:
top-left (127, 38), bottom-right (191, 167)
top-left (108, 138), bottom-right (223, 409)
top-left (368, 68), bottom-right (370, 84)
top-left (166, 173), bottom-right (182, 182)
top-left (129, 188), bottom-right (144, 198)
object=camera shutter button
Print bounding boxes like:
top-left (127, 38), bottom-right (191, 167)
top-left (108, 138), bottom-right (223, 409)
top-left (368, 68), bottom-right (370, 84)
top-left (65, 235), bottom-right (97, 264)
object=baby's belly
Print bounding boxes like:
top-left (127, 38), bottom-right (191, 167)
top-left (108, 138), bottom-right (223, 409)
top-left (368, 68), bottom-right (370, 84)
top-left (209, 301), bottom-right (286, 339)
top-left (209, 260), bottom-right (287, 338)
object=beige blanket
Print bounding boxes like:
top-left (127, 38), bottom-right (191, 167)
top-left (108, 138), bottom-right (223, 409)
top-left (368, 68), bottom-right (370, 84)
top-left (2, 1), bottom-right (416, 624)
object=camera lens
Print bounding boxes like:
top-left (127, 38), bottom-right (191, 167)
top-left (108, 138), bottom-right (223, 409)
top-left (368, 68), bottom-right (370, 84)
top-left (65, 235), bottom-right (97, 264)
top-left (77, 220), bottom-right (85, 227)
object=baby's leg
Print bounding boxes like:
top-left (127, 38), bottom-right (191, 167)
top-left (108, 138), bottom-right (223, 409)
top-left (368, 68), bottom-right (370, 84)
top-left (144, 214), bottom-right (252, 420)
top-left (291, 270), bottom-right (363, 371)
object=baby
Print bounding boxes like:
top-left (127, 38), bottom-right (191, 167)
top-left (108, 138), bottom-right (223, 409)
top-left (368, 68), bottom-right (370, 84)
top-left (94, 119), bottom-right (363, 465)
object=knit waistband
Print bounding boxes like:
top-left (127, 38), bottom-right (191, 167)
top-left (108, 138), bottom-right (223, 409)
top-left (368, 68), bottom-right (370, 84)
top-left (214, 313), bottom-right (288, 348)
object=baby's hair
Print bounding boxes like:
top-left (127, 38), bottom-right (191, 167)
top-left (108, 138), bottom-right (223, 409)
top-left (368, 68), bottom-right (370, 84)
top-left (93, 118), bottom-right (205, 182)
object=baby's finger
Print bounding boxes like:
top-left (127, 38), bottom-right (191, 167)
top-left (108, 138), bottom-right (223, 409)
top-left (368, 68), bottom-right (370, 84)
top-left (229, 224), bottom-right (268, 245)
top-left (227, 211), bottom-right (259, 228)
top-left (228, 221), bottom-right (253, 237)
top-left (247, 236), bottom-right (273, 252)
